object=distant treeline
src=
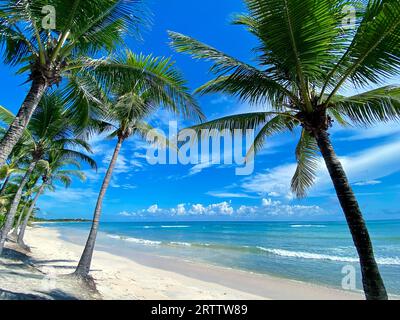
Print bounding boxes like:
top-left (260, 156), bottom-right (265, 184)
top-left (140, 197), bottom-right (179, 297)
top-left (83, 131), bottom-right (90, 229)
top-left (33, 218), bottom-right (91, 223)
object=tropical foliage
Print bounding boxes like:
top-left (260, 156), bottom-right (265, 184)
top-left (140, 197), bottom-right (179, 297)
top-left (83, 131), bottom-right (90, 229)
top-left (0, 0), bottom-right (146, 165)
top-left (0, 92), bottom-right (95, 253)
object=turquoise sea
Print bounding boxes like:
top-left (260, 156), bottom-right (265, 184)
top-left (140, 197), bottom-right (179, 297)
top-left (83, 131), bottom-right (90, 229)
top-left (41, 220), bottom-right (400, 295)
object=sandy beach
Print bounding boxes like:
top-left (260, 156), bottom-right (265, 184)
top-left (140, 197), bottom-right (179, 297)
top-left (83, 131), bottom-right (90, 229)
top-left (0, 225), bottom-right (366, 300)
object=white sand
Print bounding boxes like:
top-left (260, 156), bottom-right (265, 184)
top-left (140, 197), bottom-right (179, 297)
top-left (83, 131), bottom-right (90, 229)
top-left (0, 226), bottom-right (364, 300)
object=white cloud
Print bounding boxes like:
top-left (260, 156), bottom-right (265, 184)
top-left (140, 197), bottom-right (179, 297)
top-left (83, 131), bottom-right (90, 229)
top-left (237, 198), bottom-right (325, 217)
top-left (210, 95), bottom-right (234, 105)
top-left (119, 211), bottom-right (133, 217)
top-left (175, 204), bottom-right (187, 215)
top-left (189, 161), bottom-right (214, 176)
top-left (242, 163), bottom-right (297, 198)
top-left (118, 199), bottom-right (325, 219)
top-left (242, 139), bottom-right (400, 198)
top-left (262, 198), bottom-right (281, 207)
top-left (41, 188), bottom-right (98, 203)
top-left (206, 191), bottom-right (256, 199)
top-left (209, 202), bottom-right (234, 215)
top-left (189, 204), bottom-right (207, 215)
top-left (354, 180), bottom-right (382, 186)
top-left (335, 122), bottom-right (400, 141)
top-left (186, 202), bottom-right (234, 216)
top-left (147, 204), bottom-right (161, 213)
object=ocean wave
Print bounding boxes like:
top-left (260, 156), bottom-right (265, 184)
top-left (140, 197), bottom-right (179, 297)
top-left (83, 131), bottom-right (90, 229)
top-left (375, 257), bottom-right (400, 266)
top-left (290, 224), bottom-right (327, 228)
top-left (256, 247), bottom-right (400, 265)
top-left (161, 225), bottom-right (190, 228)
top-left (107, 234), bottom-right (161, 246)
top-left (170, 242), bottom-right (192, 247)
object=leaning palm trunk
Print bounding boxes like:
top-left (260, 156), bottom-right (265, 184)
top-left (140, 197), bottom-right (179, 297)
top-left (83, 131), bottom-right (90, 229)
top-left (0, 78), bottom-right (48, 167)
top-left (74, 138), bottom-right (123, 278)
top-left (0, 174), bottom-right (11, 197)
top-left (0, 161), bottom-right (37, 255)
top-left (17, 183), bottom-right (45, 247)
top-left (10, 202), bottom-right (28, 239)
top-left (315, 130), bottom-right (388, 300)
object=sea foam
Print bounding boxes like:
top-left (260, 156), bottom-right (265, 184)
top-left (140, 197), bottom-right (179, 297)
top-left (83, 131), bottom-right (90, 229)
top-left (290, 224), bottom-right (327, 228)
top-left (161, 225), bottom-right (190, 228)
top-left (256, 247), bottom-right (400, 265)
top-left (107, 234), bottom-right (161, 246)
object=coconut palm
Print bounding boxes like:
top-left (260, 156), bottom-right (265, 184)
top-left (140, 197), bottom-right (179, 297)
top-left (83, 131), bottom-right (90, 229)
top-left (0, 130), bottom-right (31, 197)
top-left (73, 51), bottom-right (204, 279)
top-left (169, 0), bottom-right (400, 300)
top-left (0, 0), bottom-right (146, 166)
top-left (17, 151), bottom-right (86, 247)
top-left (9, 180), bottom-right (36, 239)
top-left (0, 93), bottom-right (96, 254)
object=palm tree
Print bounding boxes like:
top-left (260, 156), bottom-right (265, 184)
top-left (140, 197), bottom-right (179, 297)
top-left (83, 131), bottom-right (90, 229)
top-left (0, 0), bottom-right (146, 166)
top-left (169, 0), bottom-right (400, 300)
top-left (73, 51), bottom-right (204, 279)
top-left (0, 93), bottom-right (96, 254)
top-left (17, 151), bottom-right (86, 247)
top-left (10, 180), bottom-right (36, 239)
top-left (0, 130), bottom-right (31, 197)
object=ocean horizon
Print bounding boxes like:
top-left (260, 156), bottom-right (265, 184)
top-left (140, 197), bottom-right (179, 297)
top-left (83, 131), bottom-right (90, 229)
top-left (40, 219), bottom-right (400, 296)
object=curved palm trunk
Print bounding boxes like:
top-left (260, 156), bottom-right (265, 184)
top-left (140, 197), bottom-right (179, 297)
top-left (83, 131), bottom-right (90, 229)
top-left (0, 78), bottom-right (48, 167)
top-left (315, 130), bottom-right (387, 300)
top-left (74, 138), bottom-right (123, 278)
top-left (10, 202), bottom-right (28, 239)
top-left (0, 161), bottom-right (37, 255)
top-left (0, 174), bottom-right (11, 197)
top-left (17, 183), bottom-right (45, 246)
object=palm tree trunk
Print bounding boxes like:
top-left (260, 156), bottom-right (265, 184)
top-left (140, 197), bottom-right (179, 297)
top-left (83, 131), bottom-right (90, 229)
top-left (0, 161), bottom-right (37, 255)
top-left (315, 129), bottom-right (388, 300)
top-left (74, 137), bottom-right (123, 278)
top-left (10, 202), bottom-right (28, 239)
top-left (0, 78), bottom-right (48, 167)
top-left (0, 174), bottom-right (11, 197)
top-left (17, 183), bottom-right (45, 246)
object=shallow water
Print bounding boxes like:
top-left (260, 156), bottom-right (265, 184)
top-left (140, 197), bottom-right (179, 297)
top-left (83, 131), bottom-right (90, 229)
top-left (41, 220), bottom-right (400, 295)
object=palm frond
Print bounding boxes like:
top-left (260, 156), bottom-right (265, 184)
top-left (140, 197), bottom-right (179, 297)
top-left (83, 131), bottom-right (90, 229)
top-left (328, 85), bottom-right (400, 125)
top-left (291, 129), bottom-right (319, 198)
top-left (323, 0), bottom-right (400, 101)
top-left (246, 114), bottom-right (297, 160)
top-left (58, 149), bottom-right (97, 170)
top-left (81, 52), bottom-right (204, 121)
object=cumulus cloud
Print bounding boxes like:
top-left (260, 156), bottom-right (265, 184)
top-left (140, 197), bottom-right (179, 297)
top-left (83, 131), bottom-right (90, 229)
top-left (147, 204), bottom-right (161, 213)
top-left (117, 199), bottom-right (325, 219)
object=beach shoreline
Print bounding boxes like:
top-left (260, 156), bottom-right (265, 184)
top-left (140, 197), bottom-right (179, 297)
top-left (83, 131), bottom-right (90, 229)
top-left (0, 225), bottom-right (366, 300)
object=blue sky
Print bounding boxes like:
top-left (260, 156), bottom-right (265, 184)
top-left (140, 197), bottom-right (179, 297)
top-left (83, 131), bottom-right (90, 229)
top-left (1, 0), bottom-right (400, 222)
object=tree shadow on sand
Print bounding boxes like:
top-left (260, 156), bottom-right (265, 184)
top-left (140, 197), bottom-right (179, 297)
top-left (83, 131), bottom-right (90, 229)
top-left (0, 288), bottom-right (78, 300)
top-left (0, 247), bottom-right (100, 300)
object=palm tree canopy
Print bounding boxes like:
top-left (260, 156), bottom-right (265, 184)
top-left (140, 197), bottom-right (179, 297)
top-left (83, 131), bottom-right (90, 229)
top-left (0, 93), bottom-right (97, 170)
top-left (40, 150), bottom-right (86, 191)
top-left (0, 0), bottom-right (146, 69)
top-left (80, 51), bottom-right (204, 142)
top-left (169, 0), bottom-right (400, 197)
